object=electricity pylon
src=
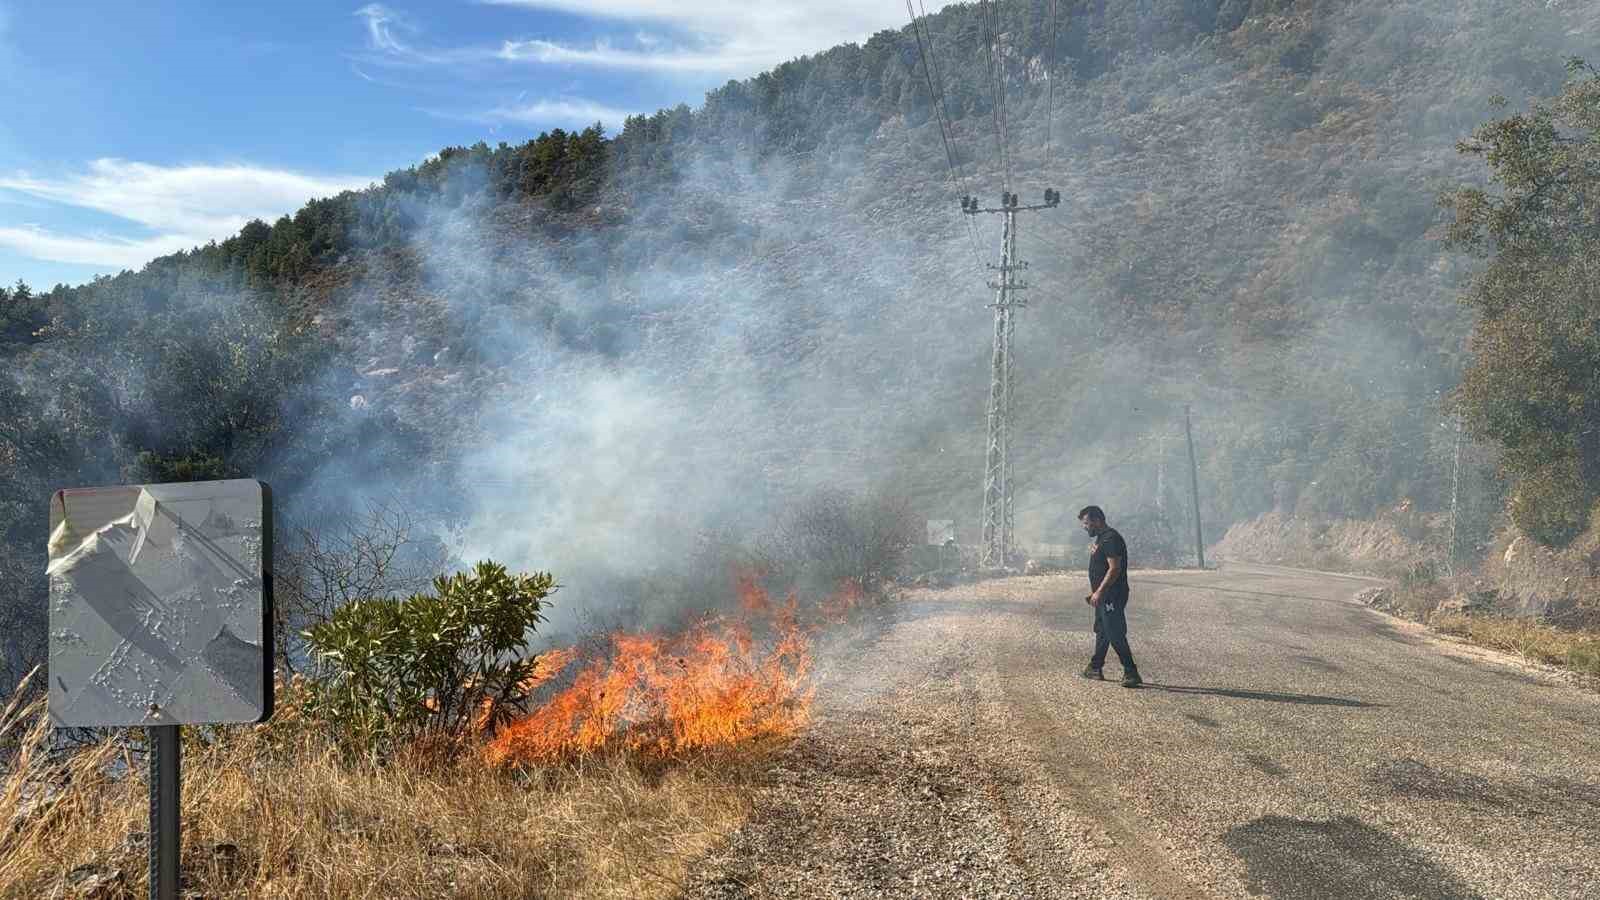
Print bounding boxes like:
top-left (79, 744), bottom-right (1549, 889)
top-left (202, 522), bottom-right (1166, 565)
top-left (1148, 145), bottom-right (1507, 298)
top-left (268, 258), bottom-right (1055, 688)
top-left (963, 188), bottom-right (1060, 569)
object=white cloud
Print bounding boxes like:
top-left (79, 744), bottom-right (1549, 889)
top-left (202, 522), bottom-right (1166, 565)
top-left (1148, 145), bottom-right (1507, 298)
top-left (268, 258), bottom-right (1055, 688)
top-left (0, 159), bottom-right (373, 270)
top-left (356, 3), bottom-right (408, 55)
top-left (481, 0), bottom-right (900, 40)
top-left (0, 159), bottom-right (372, 237)
top-left (481, 1), bottom-right (950, 76)
top-left (355, 3), bottom-right (492, 67)
top-left (485, 98), bottom-right (634, 129)
top-left (0, 225), bottom-right (197, 269)
top-left (496, 38), bottom-right (771, 73)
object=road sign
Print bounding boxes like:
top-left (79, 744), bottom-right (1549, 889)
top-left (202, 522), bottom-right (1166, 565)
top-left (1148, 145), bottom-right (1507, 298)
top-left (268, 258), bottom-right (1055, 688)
top-left (48, 479), bottom-right (274, 900)
top-left (48, 479), bottom-right (274, 727)
top-left (926, 519), bottom-right (956, 546)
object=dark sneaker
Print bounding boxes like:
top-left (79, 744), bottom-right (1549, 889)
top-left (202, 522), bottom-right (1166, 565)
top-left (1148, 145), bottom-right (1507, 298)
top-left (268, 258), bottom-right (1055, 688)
top-left (1121, 669), bottom-right (1143, 689)
top-left (1081, 665), bottom-right (1104, 680)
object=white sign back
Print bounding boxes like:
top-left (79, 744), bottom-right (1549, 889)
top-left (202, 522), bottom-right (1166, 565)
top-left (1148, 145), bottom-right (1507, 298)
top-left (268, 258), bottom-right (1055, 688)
top-left (47, 480), bottom-right (273, 727)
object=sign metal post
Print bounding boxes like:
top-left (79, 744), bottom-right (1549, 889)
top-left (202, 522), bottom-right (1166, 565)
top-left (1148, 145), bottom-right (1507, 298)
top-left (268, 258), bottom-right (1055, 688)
top-left (150, 724), bottom-right (180, 900)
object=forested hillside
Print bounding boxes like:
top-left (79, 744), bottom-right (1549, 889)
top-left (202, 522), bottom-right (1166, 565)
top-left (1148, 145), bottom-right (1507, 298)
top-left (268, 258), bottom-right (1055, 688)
top-left (4, 0), bottom-right (1598, 684)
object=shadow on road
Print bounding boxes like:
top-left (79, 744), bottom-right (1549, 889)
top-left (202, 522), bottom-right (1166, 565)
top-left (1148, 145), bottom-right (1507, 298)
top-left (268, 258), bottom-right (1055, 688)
top-left (1224, 815), bottom-right (1483, 900)
top-left (1141, 683), bottom-right (1382, 708)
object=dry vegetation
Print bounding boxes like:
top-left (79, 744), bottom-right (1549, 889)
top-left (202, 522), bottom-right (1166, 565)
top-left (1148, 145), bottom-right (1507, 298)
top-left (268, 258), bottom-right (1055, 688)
top-left (1370, 573), bottom-right (1600, 679)
top-left (1216, 509), bottom-right (1600, 680)
top-left (0, 676), bottom-right (764, 899)
top-left (1429, 613), bottom-right (1600, 678)
top-left (0, 480), bottom-right (907, 898)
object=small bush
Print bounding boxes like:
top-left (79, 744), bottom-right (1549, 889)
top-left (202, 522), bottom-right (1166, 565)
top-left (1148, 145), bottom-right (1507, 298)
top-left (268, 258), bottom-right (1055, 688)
top-left (1311, 549), bottom-right (1354, 573)
top-left (763, 489), bottom-right (917, 596)
top-left (303, 561), bottom-right (556, 757)
top-left (1386, 575), bottom-right (1452, 620)
top-left (1397, 559), bottom-right (1440, 590)
top-left (1508, 458), bottom-right (1595, 549)
top-left (1568, 641), bottom-right (1600, 676)
top-left (274, 498), bottom-right (454, 674)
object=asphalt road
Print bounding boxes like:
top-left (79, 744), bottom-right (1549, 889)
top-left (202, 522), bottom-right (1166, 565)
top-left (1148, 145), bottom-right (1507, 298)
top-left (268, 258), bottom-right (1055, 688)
top-left (685, 564), bottom-right (1600, 900)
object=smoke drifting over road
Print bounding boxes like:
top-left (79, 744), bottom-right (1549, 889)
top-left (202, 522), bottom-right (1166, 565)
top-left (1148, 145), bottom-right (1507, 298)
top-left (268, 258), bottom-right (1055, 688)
top-left (280, 0), bottom-right (1593, 631)
top-left (5, 0), bottom-right (1596, 673)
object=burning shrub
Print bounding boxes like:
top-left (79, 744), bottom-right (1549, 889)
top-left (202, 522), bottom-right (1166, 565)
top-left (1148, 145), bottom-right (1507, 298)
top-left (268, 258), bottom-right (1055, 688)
top-left (303, 561), bottom-right (556, 757)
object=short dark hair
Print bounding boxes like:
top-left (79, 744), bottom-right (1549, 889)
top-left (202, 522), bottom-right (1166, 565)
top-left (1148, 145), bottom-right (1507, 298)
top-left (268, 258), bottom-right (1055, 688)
top-left (1078, 505), bottom-right (1106, 523)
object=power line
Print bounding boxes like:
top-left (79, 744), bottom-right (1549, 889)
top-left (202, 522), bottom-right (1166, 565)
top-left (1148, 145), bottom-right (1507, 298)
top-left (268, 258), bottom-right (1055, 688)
top-left (977, 0), bottom-right (1012, 192)
top-left (904, 0), bottom-right (986, 273)
top-left (995, 0), bottom-right (1016, 189)
top-left (1045, 0), bottom-right (1059, 168)
top-left (917, 0), bottom-right (989, 269)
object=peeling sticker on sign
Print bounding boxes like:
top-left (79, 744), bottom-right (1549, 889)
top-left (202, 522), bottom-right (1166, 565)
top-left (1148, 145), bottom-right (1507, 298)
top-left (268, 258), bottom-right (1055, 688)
top-left (48, 480), bottom-right (272, 727)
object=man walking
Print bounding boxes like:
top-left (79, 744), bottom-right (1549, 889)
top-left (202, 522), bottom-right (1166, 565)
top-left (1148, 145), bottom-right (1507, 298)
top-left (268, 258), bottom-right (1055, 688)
top-left (1078, 505), bottom-right (1142, 688)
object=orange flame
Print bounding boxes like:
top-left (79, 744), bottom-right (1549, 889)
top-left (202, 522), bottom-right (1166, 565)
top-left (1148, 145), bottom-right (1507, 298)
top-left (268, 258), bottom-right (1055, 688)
top-left (484, 580), bottom-right (816, 767)
top-left (818, 578), bottom-right (866, 623)
top-left (468, 647), bottom-right (582, 733)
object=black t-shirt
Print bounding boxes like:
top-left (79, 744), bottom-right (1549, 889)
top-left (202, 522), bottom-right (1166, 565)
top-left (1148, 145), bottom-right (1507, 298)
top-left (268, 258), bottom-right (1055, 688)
top-left (1089, 527), bottom-right (1130, 600)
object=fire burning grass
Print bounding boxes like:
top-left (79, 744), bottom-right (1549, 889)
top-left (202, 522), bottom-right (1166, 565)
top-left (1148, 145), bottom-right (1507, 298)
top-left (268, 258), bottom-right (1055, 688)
top-left (1, 575), bottom-right (875, 898)
top-left (486, 575), bottom-right (824, 768)
top-left (1, 689), bottom-right (753, 898)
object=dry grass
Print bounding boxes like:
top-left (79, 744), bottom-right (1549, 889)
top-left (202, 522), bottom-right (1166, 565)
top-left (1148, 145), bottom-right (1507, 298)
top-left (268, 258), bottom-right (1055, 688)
top-left (1380, 574), bottom-right (1600, 679)
top-left (1430, 613), bottom-right (1600, 678)
top-left (1, 678), bottom-right (757, 899)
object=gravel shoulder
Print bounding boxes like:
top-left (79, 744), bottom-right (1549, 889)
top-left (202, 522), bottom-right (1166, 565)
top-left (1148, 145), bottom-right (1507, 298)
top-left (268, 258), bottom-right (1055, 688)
top-left (683, 564), bottom-right (1600, 899)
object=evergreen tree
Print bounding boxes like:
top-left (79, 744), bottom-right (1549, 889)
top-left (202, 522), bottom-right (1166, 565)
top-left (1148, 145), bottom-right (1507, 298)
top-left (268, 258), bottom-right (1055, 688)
top-left (1442, 58), bottom-right (1600, 546)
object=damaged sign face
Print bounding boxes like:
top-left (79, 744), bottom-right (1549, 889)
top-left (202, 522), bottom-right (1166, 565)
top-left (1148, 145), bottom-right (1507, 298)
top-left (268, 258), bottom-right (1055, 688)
top-left (47, 480), bottom-right (273, 727)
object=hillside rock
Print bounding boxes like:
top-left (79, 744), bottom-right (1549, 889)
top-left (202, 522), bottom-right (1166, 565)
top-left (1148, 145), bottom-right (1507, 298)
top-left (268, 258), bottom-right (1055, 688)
top-left (1209, 508), bottom-right (1440, 575)
top-left (1485, 518), bottom-right (1600, 627)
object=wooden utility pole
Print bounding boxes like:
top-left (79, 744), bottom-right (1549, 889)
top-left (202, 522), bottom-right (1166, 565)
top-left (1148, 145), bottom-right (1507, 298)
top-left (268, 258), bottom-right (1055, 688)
top-left (1184, 404), bottom-right (1205, 569)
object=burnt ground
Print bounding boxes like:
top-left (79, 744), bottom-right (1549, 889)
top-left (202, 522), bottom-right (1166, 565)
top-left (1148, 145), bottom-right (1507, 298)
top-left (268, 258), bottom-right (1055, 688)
top-left (681, 564), bottom-right (1600, 899)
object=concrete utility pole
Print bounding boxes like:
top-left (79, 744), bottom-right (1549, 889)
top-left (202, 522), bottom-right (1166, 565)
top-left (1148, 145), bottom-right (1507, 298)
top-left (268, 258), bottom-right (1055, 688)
top-left (1184, 404), bottom-right (1205, 569)
top-left (963, 188), bottom-right (1059, 569)
top-left (1156, 431), bottom-right (1167, 519)
top-left (1448, 417), bottom-right (1463, 579)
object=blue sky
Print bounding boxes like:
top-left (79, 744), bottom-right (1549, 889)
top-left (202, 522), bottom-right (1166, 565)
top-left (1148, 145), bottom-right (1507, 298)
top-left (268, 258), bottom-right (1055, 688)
top-left (0, 1), bottom-right (946, 291)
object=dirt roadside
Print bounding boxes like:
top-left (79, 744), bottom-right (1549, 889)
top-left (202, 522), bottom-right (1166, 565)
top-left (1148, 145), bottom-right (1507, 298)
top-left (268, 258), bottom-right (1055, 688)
top-left (682, 566), bottom-right (1600, 899)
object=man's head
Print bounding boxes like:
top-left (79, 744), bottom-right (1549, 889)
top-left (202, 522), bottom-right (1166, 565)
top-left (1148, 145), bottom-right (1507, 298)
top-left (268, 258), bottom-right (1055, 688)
top-left (1078, 505), bottom-right (1107, 535)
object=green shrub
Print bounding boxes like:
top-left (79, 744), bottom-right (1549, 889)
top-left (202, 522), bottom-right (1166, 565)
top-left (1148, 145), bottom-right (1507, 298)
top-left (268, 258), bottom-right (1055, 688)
top-left (1397, 558), bottom-right (1440, 590)
top-left (303, 561), bottom-right (556, 757)
top-left (1568, 641), bottom-right (1600, 677)
top-left (1508, 458), bottom-right (1594, 549)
